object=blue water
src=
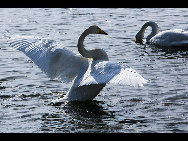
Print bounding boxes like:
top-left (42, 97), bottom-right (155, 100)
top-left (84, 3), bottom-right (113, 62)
top-left (0, 8), bottom-right (188, 133)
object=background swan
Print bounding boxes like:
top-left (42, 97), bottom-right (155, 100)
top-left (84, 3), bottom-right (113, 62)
top-left (10, 25), bottom-right (147, 103)
top-left (135, 21), bottom-right (188, 47)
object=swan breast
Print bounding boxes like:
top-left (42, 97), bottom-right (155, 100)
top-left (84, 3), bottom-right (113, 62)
top-left (90, 48), bottom-right (109, 61)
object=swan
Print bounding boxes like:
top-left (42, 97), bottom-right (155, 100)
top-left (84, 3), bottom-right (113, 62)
top-left (135, 21), bottom-right (188, 47)
top-left (10, 25), bottom-right (147, 103)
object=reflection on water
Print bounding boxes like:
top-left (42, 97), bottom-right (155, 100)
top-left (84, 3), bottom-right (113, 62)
top-left (1, 8), bottom-right (188, 133)
top-left (139, 44), bottom-right (188, 59)
top-left (41, 100), bottom-right (115, 132)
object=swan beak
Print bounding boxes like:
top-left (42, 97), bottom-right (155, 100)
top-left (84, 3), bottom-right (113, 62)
top-left (99, 28), bottom-right (108, 35)
top-left (134, 37), bottom-right (139, 43)
top-left (134, 38), bottom-right (143, 45)
top-left (134, 38), bottom-right (140, 43)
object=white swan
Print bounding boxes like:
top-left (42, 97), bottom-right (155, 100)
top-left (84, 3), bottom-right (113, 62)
top-left (10, 25), bottom-right (147, 103)
top-left (135, 21), bottom-right (188, 47)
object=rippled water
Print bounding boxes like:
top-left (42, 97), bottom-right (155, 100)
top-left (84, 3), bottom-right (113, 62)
top-left (1, 8), bottom-right (188, 133)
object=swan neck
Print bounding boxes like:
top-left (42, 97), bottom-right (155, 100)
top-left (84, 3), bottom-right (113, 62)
top-left (141, 22), bottom-right (159, 42)
top-left (77, 30), bottom-right (92, 58)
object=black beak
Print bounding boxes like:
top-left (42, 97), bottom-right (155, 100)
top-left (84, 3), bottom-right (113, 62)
top-left (103, 31), bottom-right (108, 35)
top-left (99, 28), bottom-right (108, 35)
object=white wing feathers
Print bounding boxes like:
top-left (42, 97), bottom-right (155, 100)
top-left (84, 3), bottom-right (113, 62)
top-left (77, 61), bottom-right (148, 88)
top-left (10, 37), bottom-right (87, 83)
top-left (10, 37), bottom-right (147, 88)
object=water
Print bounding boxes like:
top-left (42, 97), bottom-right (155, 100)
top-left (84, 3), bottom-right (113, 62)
top-left (0, 8), bottom-right (188, 133)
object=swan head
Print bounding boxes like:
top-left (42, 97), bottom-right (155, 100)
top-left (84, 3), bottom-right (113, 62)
top-left (135, 31), bottom-right (144, 44)
top-left (87, 25), bottom-right (108, 35)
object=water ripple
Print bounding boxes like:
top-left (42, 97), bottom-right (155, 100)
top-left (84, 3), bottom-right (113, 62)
top-left (1, 8), bottom-right (188, 133)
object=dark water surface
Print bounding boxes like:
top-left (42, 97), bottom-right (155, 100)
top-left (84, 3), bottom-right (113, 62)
top-left (0, 8), bottom-right (188, 133)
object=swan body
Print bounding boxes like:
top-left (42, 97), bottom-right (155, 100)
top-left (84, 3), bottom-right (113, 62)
top-left (135, 21), bottom-right (188, 47)
top-left (10, 25), bottom-right (147, 103)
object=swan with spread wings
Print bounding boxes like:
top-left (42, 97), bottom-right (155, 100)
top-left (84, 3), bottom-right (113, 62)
top-left (10, 25), bottom-right (147, 103)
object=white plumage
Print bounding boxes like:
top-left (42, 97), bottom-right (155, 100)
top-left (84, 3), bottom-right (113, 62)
top-left (10, 25), bottom-right (147, 103)
top-left (135, 21), bottom-right (188, 47)
top-left (77, 60), bottom-right (147, 88)
top-left (10, 38), bottom-right (87, 83)
top-left (150, 29), bottom-right (188, 47)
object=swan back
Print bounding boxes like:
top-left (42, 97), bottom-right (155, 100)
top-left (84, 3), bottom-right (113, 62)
top-left (149, 29), bottom-right (188, 47)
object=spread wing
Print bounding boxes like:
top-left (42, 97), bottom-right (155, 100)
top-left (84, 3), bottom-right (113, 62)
top-left (77, 61), bottom-right (148, 88)
top-left (9, 36), bottom-right (88, 83)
